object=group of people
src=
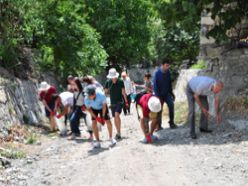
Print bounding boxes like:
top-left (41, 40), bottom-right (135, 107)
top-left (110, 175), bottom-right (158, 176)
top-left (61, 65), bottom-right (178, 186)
top-left (38, 59), bottom-right (224, 149)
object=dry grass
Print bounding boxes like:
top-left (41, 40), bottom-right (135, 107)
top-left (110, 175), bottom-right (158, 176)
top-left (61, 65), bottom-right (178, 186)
top-left (162, 101), bottom-right (189, 125)
top-left (224, 96), bottom-right (248, 114)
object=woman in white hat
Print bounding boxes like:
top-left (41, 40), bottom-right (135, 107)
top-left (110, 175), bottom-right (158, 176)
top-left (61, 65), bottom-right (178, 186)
top-left (136, 93), bottom-right (161, 143)
top-left (38, 81), bottom-right (57, 131)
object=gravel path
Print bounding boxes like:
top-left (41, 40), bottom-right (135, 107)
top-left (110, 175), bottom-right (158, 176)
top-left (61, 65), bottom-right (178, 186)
top-left (1, 105), bottom-right (248, 186)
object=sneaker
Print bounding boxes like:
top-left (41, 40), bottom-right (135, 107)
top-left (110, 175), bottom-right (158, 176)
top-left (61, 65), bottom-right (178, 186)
top-left (191, 133), bottom-right (197, 139)
top-left (151, 135), bottom-right (158, 142)
top-left (199, 128), bottom-right (212, 133)
top-left (68, 133), bottom-right (76, 140)
top-left (93, 141), bottom-right (101, 149)
top-left (115, 134), bottom-right (122, 140)
top-left (169, 123), bottom-right (178, 129)
top-left (142, 137), bottom-right (148, 143)
top-left (109, 138), bottom-right (117, 147)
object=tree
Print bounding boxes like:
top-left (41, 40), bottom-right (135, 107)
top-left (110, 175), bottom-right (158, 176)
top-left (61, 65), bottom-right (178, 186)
top-left (36, 0), bottom-right (108, 77)
top-left (84, 0), bottom-right (154, 66)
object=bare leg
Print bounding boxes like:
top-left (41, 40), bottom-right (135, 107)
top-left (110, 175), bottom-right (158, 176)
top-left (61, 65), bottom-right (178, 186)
top-left (140, 118), bottom-right (149, 137)
top-left (114, 112), bottom-right (121, 135)
top-left (150, 118), bottom-right (158, 135)
top-left (49, 116), bottom-right (57, 131)
top-left (106, 120), bottom-right (113, 139)
top-left (92, 120), bottom-right (100, 141)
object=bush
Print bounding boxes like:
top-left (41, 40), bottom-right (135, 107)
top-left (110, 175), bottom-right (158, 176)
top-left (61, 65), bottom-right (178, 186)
top-left (190, 60), bottom-right (207, 70)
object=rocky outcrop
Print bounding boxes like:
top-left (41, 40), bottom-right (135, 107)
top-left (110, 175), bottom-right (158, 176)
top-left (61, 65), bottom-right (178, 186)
top-left (0, 67), bottom-right (57, 130)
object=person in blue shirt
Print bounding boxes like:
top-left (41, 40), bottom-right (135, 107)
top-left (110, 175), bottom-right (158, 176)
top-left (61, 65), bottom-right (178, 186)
top-left (153, 59), bottom-right (178, 130)
top-left (84, 85), bottom-right (117, 149)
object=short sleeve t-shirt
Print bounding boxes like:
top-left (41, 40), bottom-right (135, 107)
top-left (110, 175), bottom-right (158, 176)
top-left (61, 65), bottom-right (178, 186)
top-left (59, 92), bottom-right (74, 106)
top-left (39, 86), bottom-right (57, 103)
top-left (84, 91), bottom-right (107, 110)
top-left (104, 79), bottom-right (124, 105)
top-left (189, 76), bottom-right (216, 96)
top-left (138, 93), bottom-right (153, 118)
top-left (74, 91), bottom-right (84, 106)
top-left (145, 80), bottom-right (153, 93)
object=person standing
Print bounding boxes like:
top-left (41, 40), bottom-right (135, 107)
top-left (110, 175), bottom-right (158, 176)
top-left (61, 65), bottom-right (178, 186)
top-left (186, 76), bottom-right (224, 139)
top-left (121, 71), bottom-right (133, 115)
top-left (153, 59), bottom-right (177, 130)
top-left (135, 73), bottom-right (153, 94)
top-left (38, 81), bottom-right (57, 132)
top-left (104, 68), bottom-right (128, 140)
top-left (136, 93), bottom-right (161, 143)
top-left (84, 85), bottom-right (117, 148)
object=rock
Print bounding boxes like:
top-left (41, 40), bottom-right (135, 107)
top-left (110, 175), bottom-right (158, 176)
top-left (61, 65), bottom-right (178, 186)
top-left (222, 132), bottom-right (232, 138)
top-left (0, 157), bottom-right (11, 168)
top-left (215, 163), bottom-right (223, 169)
top-left (41, 180), bottom-right (51, 185)
top-left (228, 120), bottom-right (248, 131)
top-left (26, 159), bottom-right (33, 164)
top-left (17, 175), bottom-right (28, 181)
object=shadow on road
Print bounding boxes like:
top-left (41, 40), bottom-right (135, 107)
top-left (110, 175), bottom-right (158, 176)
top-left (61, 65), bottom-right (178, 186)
top-left (151, 121), bottom-right (248, 147)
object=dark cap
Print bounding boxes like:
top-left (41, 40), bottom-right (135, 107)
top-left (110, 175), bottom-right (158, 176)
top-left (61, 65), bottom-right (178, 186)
top-left (85, 85), bottom-right (96, 96)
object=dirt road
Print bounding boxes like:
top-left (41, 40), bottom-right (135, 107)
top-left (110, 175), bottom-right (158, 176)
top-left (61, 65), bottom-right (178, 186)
top-left (1, 106), bottom-right (248, 186)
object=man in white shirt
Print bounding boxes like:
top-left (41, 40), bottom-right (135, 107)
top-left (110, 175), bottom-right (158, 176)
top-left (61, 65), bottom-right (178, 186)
top-left (121, 71), bottom-right (133, 115)
top-left (186, 76), bottom-right (224, 139)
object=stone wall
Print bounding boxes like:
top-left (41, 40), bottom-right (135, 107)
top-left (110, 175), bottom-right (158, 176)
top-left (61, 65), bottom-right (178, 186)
top-left (199, 10), bottom-right (248, 105)
top-left (0, 67), bottom-right (57, 130)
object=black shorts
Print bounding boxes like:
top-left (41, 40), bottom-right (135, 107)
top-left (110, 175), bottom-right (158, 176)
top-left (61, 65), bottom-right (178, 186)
top-left (45, 101), bottom-right (55, 117)
top-left (110, 103), bottom-right (123, 115)
top-left (92, 108), bottom-right (110, 120)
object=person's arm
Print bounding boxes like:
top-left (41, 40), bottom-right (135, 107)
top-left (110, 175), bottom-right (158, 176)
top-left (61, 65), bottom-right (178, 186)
top-left (153, 72), bottom-right (160, 96)
top-left (102, 103), bottom-right (107, 117)
top-left (122, 88), bottom-right (128, 104)
top-left (87, 107), bottom-right (97, 119)
top-left (42, 100), bottom-right (53, 113)
top-left (214, 95), bottom-right (221, 123)
top-left (193, 94), bottom-right (210, 118)
top-left (168, 72), bottom-right (175, 100)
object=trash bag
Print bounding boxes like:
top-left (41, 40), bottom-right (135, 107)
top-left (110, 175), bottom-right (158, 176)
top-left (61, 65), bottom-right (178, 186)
top-left (55, 116), bottom-right (67, 136)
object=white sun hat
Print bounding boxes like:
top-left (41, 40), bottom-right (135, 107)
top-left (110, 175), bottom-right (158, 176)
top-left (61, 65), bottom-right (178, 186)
top-left (148, 96), bottom-right (161, 113)
top-left (107, 68), bottom-right (119, 79)
top-left (39, 81), bottom-right (51, 91)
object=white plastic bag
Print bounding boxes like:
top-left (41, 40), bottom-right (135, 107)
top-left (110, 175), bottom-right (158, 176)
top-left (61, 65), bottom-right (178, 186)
top-left (84, 112), bottom-right (93, 132)
top-left (55, 116), bottom-right (67, 135)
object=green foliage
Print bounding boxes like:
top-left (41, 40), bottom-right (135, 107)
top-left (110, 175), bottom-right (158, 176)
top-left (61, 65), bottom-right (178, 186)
top-left (190, 60), bottom-right (207, 69)
top-left (1, 0), bottom-right (247, 78)
top-left (197, 0), bottom-right (248, 43)
top-left (36, 0), bottom-right (108, 77)
top-left (84, 0), bottom-right (154, 65)
top-left (156, 24), bottom-right (199, 64)
top-left (25, 133), bottom-right (38, 145)
top-left (0, 148), bottom-right (26, 159)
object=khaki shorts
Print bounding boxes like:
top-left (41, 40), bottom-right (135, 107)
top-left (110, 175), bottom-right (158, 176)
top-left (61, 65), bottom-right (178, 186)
top-left (137, 105), bottom-right (158, 120)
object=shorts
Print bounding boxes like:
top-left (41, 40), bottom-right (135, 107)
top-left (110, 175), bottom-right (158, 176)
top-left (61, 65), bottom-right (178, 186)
top-left (91, 108), bottom-right (111, 120)
top-left (45, 101), bottom-right (55, 117)
top-left (110, 103), bottom-right (122, 115)
top-left (136, 105), bottom-right (158, 120)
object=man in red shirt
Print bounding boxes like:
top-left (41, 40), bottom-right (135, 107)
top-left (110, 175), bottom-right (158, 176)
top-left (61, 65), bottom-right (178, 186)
top-left (39, 81), bottom-right (57, 131)
top-left (136, 93), bottom-right (161, 143)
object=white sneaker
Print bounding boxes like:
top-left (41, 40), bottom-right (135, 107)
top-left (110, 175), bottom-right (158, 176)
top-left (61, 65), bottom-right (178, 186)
top-left (93, 141), bottom-right (101, 149)
top-left (109, 138), bottom-right (117, 147)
